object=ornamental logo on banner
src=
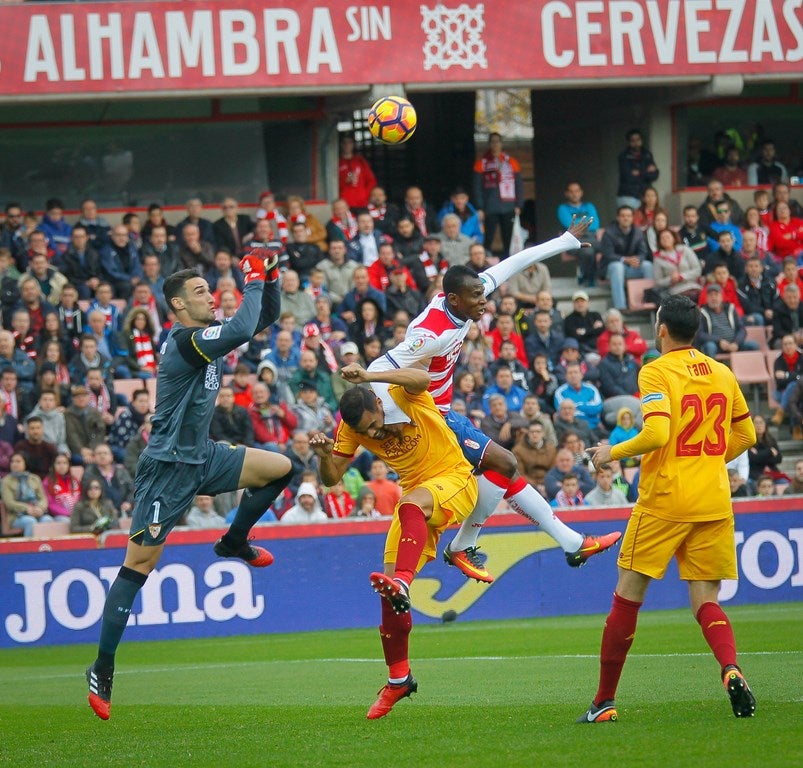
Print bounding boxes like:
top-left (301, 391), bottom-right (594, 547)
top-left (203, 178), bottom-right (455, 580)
top-left (421, 3), bottom-right (487, 71)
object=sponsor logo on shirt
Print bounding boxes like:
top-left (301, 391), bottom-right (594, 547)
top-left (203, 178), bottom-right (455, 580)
top-left (642, 392), bottom-right (664, 404)
top-left (407, 337), bottom-right (425, 354)
top-left (201, 325), bottom-right (222, 340)
top-left (380, 433), bottom-right (422, 459)
top-left (464, 439), bottom-right (480, 450)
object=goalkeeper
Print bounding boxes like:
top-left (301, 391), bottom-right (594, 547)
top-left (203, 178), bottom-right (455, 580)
top-left (86, 247), bottom-right (293, 721)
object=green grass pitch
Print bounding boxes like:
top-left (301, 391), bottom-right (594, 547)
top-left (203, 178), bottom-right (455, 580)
top-left (1, 604), bottom-right (800, 768)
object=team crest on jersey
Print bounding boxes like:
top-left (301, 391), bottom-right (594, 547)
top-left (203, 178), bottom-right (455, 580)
top-left (204, 364), bottom-right (220, 391)
top-left (148, 524), bottom-right (162, 539)
top-left (407, 338), bottom-right (425, 354)
top-left (464, 439), bottom-right (480, 450)
top-left (642, 393), bottom-right (664, 403)
top-left (202, 325), bottom-right (222, 340)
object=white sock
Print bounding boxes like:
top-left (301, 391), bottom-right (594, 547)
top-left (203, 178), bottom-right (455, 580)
top-left (449, 474), bottom-right (507, 551)
top-left (506, 483), bottom-right (584, 552)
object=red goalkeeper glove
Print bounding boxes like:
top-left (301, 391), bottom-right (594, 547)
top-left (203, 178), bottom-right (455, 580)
top-left (239, 251), bottom-right (266, 285)
top-left (242, 242), bottom-right (281, 283)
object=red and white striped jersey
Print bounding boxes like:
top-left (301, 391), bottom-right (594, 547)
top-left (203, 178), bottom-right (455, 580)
top-left (366, 231), bottom-right (579, 425)
top-left (368, 273), bottom-right (495, 424)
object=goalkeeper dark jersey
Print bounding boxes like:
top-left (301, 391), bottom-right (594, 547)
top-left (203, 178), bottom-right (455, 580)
top-left (146, 280), bottom-right (268, 464)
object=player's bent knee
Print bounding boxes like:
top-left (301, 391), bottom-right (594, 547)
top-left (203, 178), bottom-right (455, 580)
top-left (123, 541), bottom-right (162, 574)
top-left (240, 448), bottom-right (292, 487)
top-left (399, 490), bottom-right (433, 518)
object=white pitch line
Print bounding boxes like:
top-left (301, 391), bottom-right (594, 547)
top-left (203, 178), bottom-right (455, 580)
top-left (2, 650), bottom-right (799, 683)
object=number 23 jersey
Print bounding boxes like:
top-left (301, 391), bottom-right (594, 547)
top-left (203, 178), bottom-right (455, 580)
top-left (635, 347), bottom-right (750, 522)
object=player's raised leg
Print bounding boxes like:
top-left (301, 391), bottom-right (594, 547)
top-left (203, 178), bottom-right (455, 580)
top-left (443, 470), bottom-right (507, 583)
top-left (214, 447), bottom-right (292, 566)
top-left (444, 439), bottom-right (621, 579)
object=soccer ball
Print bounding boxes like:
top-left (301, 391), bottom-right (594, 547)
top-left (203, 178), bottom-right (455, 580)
top-left (367, 96), bottom-right (417, 145)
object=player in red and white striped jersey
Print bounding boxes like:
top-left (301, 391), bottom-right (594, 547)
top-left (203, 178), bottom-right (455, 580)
top-left (368, 218), bottom-right (621, 582)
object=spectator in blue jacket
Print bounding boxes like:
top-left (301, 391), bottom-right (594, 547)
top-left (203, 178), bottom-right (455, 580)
top-left (38, 198), bottom-right (73, 259)
top-left (438, 187), bottom-right (483, 244)
top-left (0, 330), bottom-right (36, 393)
top-left (706, 202), bottom-right (743, 253)
top-left (557, 181), bottom-right (601, 286)
top-left (553, 362), bottom-right (603, 431)
top-left (482, 365), bottom-right (529, 414)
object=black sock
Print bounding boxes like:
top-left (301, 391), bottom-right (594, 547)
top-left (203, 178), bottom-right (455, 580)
top-left (96, 566), bottom-right (148, 671)
top-left (224, 469), bottom-right (293, 546)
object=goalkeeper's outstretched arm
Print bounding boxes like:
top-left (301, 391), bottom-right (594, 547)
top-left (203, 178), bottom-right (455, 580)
top-left (246, 245), bottom-right (282, 335)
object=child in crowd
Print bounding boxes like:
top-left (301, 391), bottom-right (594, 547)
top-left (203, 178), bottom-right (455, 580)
top-left (755, 474), bottom-right (775, 498)
top-left (352, 487), bottom-right (381, 518)
top-left (608, 407), bottom-right (641, 467)
top-left (324, 480), bottom-right (356, 519)
top-left (550, 473), bottom-right (587, 508)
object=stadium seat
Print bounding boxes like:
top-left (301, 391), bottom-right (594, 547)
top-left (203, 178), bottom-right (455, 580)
top-left (0, 502), bottom-right (23, 537)
top-left (729, 351), bottom-right (771, 413)
top-left (113, 378), bottom-right (145, 403)
top-left (626, 278), bottom-right (657, 317)
top-left (111, 298), bottom-right (128, 315)
top-left (31, 520), bottom-right (71, 538)
top-left (745, 325), bottom-right (769, 351)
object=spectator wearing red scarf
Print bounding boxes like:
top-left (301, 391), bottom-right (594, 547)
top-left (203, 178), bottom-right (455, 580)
top-left (122, 308), bottom-right (158, 379)
top-left (326, 199), bottom-right (358, 244)
top-left (771, 334), bottom-right (803, 424)
top-left (43, 452), bottom-right (80, 518)
top-left (699, 263), bottom-right (745, 316)
top-left (324, 481), bottom-right (356, 519)
top-left (473, 132), bottom-right (523, 254)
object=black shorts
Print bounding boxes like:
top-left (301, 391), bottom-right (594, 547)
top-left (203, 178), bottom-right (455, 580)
top-left (130, 441), bottom-right (246, 545)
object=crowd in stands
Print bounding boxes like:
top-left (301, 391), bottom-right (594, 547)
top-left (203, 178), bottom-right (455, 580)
top-left (0, 128), bottom-right (801, 538)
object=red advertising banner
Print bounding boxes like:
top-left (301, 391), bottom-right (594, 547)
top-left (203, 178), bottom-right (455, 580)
top-left (0, 0), bottom-right (801, 98)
